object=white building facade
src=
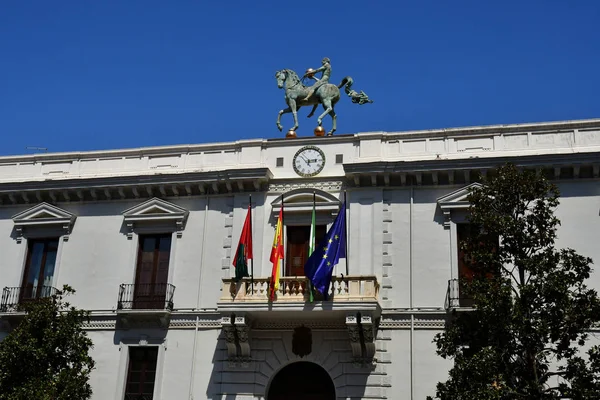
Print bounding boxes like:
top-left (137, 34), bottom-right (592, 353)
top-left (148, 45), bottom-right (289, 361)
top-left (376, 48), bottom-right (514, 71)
top-left (1, 119), bottom-right (599, 400)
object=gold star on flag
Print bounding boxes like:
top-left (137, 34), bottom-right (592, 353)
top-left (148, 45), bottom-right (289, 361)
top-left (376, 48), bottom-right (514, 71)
top-left (327, 262), bottom-right (331, 266)
top-left (323, 254), bottom-right (328, 259)
top-left (328, 239), bottom-right (333, 243)
top-left (334, 235), bottom-right (339, 240)
top-left (323, 246), bottom-right (329, 252)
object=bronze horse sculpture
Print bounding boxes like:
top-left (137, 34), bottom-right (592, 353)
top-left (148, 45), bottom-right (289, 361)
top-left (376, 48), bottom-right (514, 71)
top-left (275, 69), bottom-right (372, 136)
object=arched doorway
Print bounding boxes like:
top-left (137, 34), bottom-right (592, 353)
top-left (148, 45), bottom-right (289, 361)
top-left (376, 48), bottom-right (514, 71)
top-left (267, 361), bottom-right (336, 400)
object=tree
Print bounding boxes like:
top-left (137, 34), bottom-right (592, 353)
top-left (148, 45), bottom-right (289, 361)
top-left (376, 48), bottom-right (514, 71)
top-left (0, 285), bottom-right (95, 400)
top-left (428, 164), bottom-right (600, 399)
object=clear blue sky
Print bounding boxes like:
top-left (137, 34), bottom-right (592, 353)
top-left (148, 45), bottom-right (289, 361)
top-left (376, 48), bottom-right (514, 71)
top-left (1, 1), bottom-right (599, 155)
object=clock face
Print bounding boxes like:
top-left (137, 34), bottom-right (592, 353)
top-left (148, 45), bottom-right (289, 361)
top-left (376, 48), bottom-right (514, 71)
top-left (293, 146), bottom-right (326, 177)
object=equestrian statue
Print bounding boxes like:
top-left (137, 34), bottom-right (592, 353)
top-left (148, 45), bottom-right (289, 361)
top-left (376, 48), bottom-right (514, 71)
top-left (275, 57), bottom-right (373, 136)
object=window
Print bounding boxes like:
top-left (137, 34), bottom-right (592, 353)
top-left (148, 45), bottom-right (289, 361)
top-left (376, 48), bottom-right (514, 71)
top-left (133, 234), bottom-right (172, 309)
top-left (125, 347), bottom-right (158, 400)
top-left (21, 238), bottom-right (59, 300)
top-left (457, 223), bottom-right (500, 307)
top-left (456, 223), bottom-right (477, 307)
top-left (276, 157), bottom-right (284, 167)
top-left (285, 225), bottom-right (326, 276)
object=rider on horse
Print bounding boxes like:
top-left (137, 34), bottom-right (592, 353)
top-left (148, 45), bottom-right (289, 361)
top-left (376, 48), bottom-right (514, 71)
top-left (303, 57), bottom-right (331, 101)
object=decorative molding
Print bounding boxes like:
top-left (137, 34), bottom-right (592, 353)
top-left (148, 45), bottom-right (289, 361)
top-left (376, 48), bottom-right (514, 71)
top-left (291, 325), bottom-right (312, 357)
top-left (168, 315), bottom-right (222, 329)
top-left (437, 183), bottom-right (482, 228)
top-left (122, 197), bottom-right (189, 239)
top-left (381, 193), bottom-right (392, 307)
top-left (221, 315), bottom-right (252, 368)
top-left (12, 202), bottom-right (77, 242)
top-left (116, 310), bottom-right (172, 329)
top-left (0, 168), bottom-right (272, 206)
top-left (221, 200), bottom-right (234, 279)
top-left (346, 313), bottom-right (377, 367)
top-left (253, 318), bottom-right (347, 330)
top-left (82, 319), bottom-right (117, 330)
top-left (77, 312), bottom-right (223, 330)
top-left (270, 187), bottom-right (341, 215)
top-left (379, 312), bottom-right (446, 329)
top-left (268, 180), bottom-right (344, 193)
top-left (345, 152), bottom-right (600, 188)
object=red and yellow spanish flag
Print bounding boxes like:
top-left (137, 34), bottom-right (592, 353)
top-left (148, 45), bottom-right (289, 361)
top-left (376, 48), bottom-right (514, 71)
top-left (269, 208), bottom-right (284, 300)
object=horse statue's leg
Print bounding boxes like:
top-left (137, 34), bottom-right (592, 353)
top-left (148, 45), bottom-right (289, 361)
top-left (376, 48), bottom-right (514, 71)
top-left (307, 104), bottom-right (318, 118)
top-left (290, 100), bottom-right (300, 132)
top-left (316, 98), bottom-right (334, 130)
top-left (276, 107), bottom-right (292, 132)
top-left (328, 109), bottom-right (337, 136)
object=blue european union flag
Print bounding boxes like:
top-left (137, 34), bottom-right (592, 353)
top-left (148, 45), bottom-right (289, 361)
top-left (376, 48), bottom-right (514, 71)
top-left (304, 202), bottom-right (346, 299)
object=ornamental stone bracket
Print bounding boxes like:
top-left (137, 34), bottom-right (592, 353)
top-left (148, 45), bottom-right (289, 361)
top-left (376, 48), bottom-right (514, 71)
top-left (221, 314), bottom-right (251, 368)
top-left (346, 312), bottom-right (377, 367)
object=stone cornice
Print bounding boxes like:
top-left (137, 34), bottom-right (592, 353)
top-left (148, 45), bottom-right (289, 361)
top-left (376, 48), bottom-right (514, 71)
top-left (344, 151), bottom-right (600, 175)
top-left (2, 119), bottom-right (598, 164)
top-left (378, 118), bottom-right (600, 140)
top-left (0, 167), bottom-right (272, 205)
top-left (345, 151), bottom-right (600, 187)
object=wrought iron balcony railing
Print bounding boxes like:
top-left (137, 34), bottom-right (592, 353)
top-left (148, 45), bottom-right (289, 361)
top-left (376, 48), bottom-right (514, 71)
top-left (0, 286), bottom-right (58, 313)
top-left (445, 278), bottom-right (474, 310)
top-left (117, 283), bottom-right (175, 311)
top-left (220, 275), bottom-right (379, 303)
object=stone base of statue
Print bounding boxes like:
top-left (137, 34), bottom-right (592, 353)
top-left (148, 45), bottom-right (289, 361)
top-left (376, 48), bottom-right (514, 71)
top-left (286, 130), bottom-right (297, 138)
top-left (314, 126), bottom-right (325, 137)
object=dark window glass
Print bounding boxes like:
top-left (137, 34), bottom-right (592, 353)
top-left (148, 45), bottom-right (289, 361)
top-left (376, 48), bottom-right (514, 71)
top-left (134, 235), bottom-right (172, 309)
top-left (21, 238), bottom-right (59, 299)
top-left (125, 347), bottom-right (158, 399)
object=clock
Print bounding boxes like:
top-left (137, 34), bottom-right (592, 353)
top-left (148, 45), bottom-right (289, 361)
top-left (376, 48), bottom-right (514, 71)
top-left (292, 145), bottom-right (326, 177)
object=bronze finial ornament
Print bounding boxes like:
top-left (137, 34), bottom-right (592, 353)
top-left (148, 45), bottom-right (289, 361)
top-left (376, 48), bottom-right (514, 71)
top-left (275, 57), bottom-right (373, 136)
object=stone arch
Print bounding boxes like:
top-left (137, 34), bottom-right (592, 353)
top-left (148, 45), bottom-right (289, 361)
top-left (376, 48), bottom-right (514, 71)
top-left (270, 188), bottom-right (342, 225)
top-left (266, 361), bottom-right (336, 400)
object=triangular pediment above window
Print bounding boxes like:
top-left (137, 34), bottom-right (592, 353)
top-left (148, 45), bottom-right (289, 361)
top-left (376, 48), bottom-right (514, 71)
top-left (437, 183), bottom-right (483, 211)
top-left (271, 188), bottom-right (341, 214)
top-left (122, 198), bottom-right (189, 238)
top-left (12, 203), bottom-right (77, 242)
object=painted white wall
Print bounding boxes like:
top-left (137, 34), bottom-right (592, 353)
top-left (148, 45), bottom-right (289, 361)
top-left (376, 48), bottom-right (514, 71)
top-left (1, 120), bottom-right (599, 400)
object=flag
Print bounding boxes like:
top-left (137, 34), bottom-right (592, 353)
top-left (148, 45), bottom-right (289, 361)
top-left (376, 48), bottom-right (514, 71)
top-left (232, 203), bottom-right (252, 281)
top-left (304, 202), bottom-right (346, 300)
top-left (269, 208), bottom-right (284, 300)
top-left (308, 193), bottom-right (317, 302)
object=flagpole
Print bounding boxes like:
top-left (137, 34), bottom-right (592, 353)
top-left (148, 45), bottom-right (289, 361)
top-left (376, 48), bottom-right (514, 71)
top-left (309, 191), bottom-right (316, 302)
top-left (249, 194), bottom-right (254, 295)
top-left (281, 193), bottom-right (285, 279)
top-left (345, 190), bottom-right (349, 276)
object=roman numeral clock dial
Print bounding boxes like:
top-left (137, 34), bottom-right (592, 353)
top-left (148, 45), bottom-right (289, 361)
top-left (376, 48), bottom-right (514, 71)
top-left (292, 145), bottom-right (326, 177)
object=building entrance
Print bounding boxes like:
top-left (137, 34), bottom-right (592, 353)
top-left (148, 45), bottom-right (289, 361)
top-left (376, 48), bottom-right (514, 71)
top-left (267, 361), bottom-right (335, 400)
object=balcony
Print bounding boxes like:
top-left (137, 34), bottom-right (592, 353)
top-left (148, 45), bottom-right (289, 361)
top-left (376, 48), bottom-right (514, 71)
top-left (218, 275), bottom-right (380, 314)
top-left (445, 279), bottom-right (474, 311)
top-left (1, 286), bottom-right (58, 313)
top-left (0, 286), bottom-right (58, 330)
top-left (218, 275), bottom-right (380, 365)
top-left (116, 283), bottom-right (175, 329)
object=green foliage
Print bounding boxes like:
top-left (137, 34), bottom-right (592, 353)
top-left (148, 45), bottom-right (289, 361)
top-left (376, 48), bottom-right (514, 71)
top-left (0, 285), bottom-right (95, 400)
top-left (429, 164), bottom-right (600, 399)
